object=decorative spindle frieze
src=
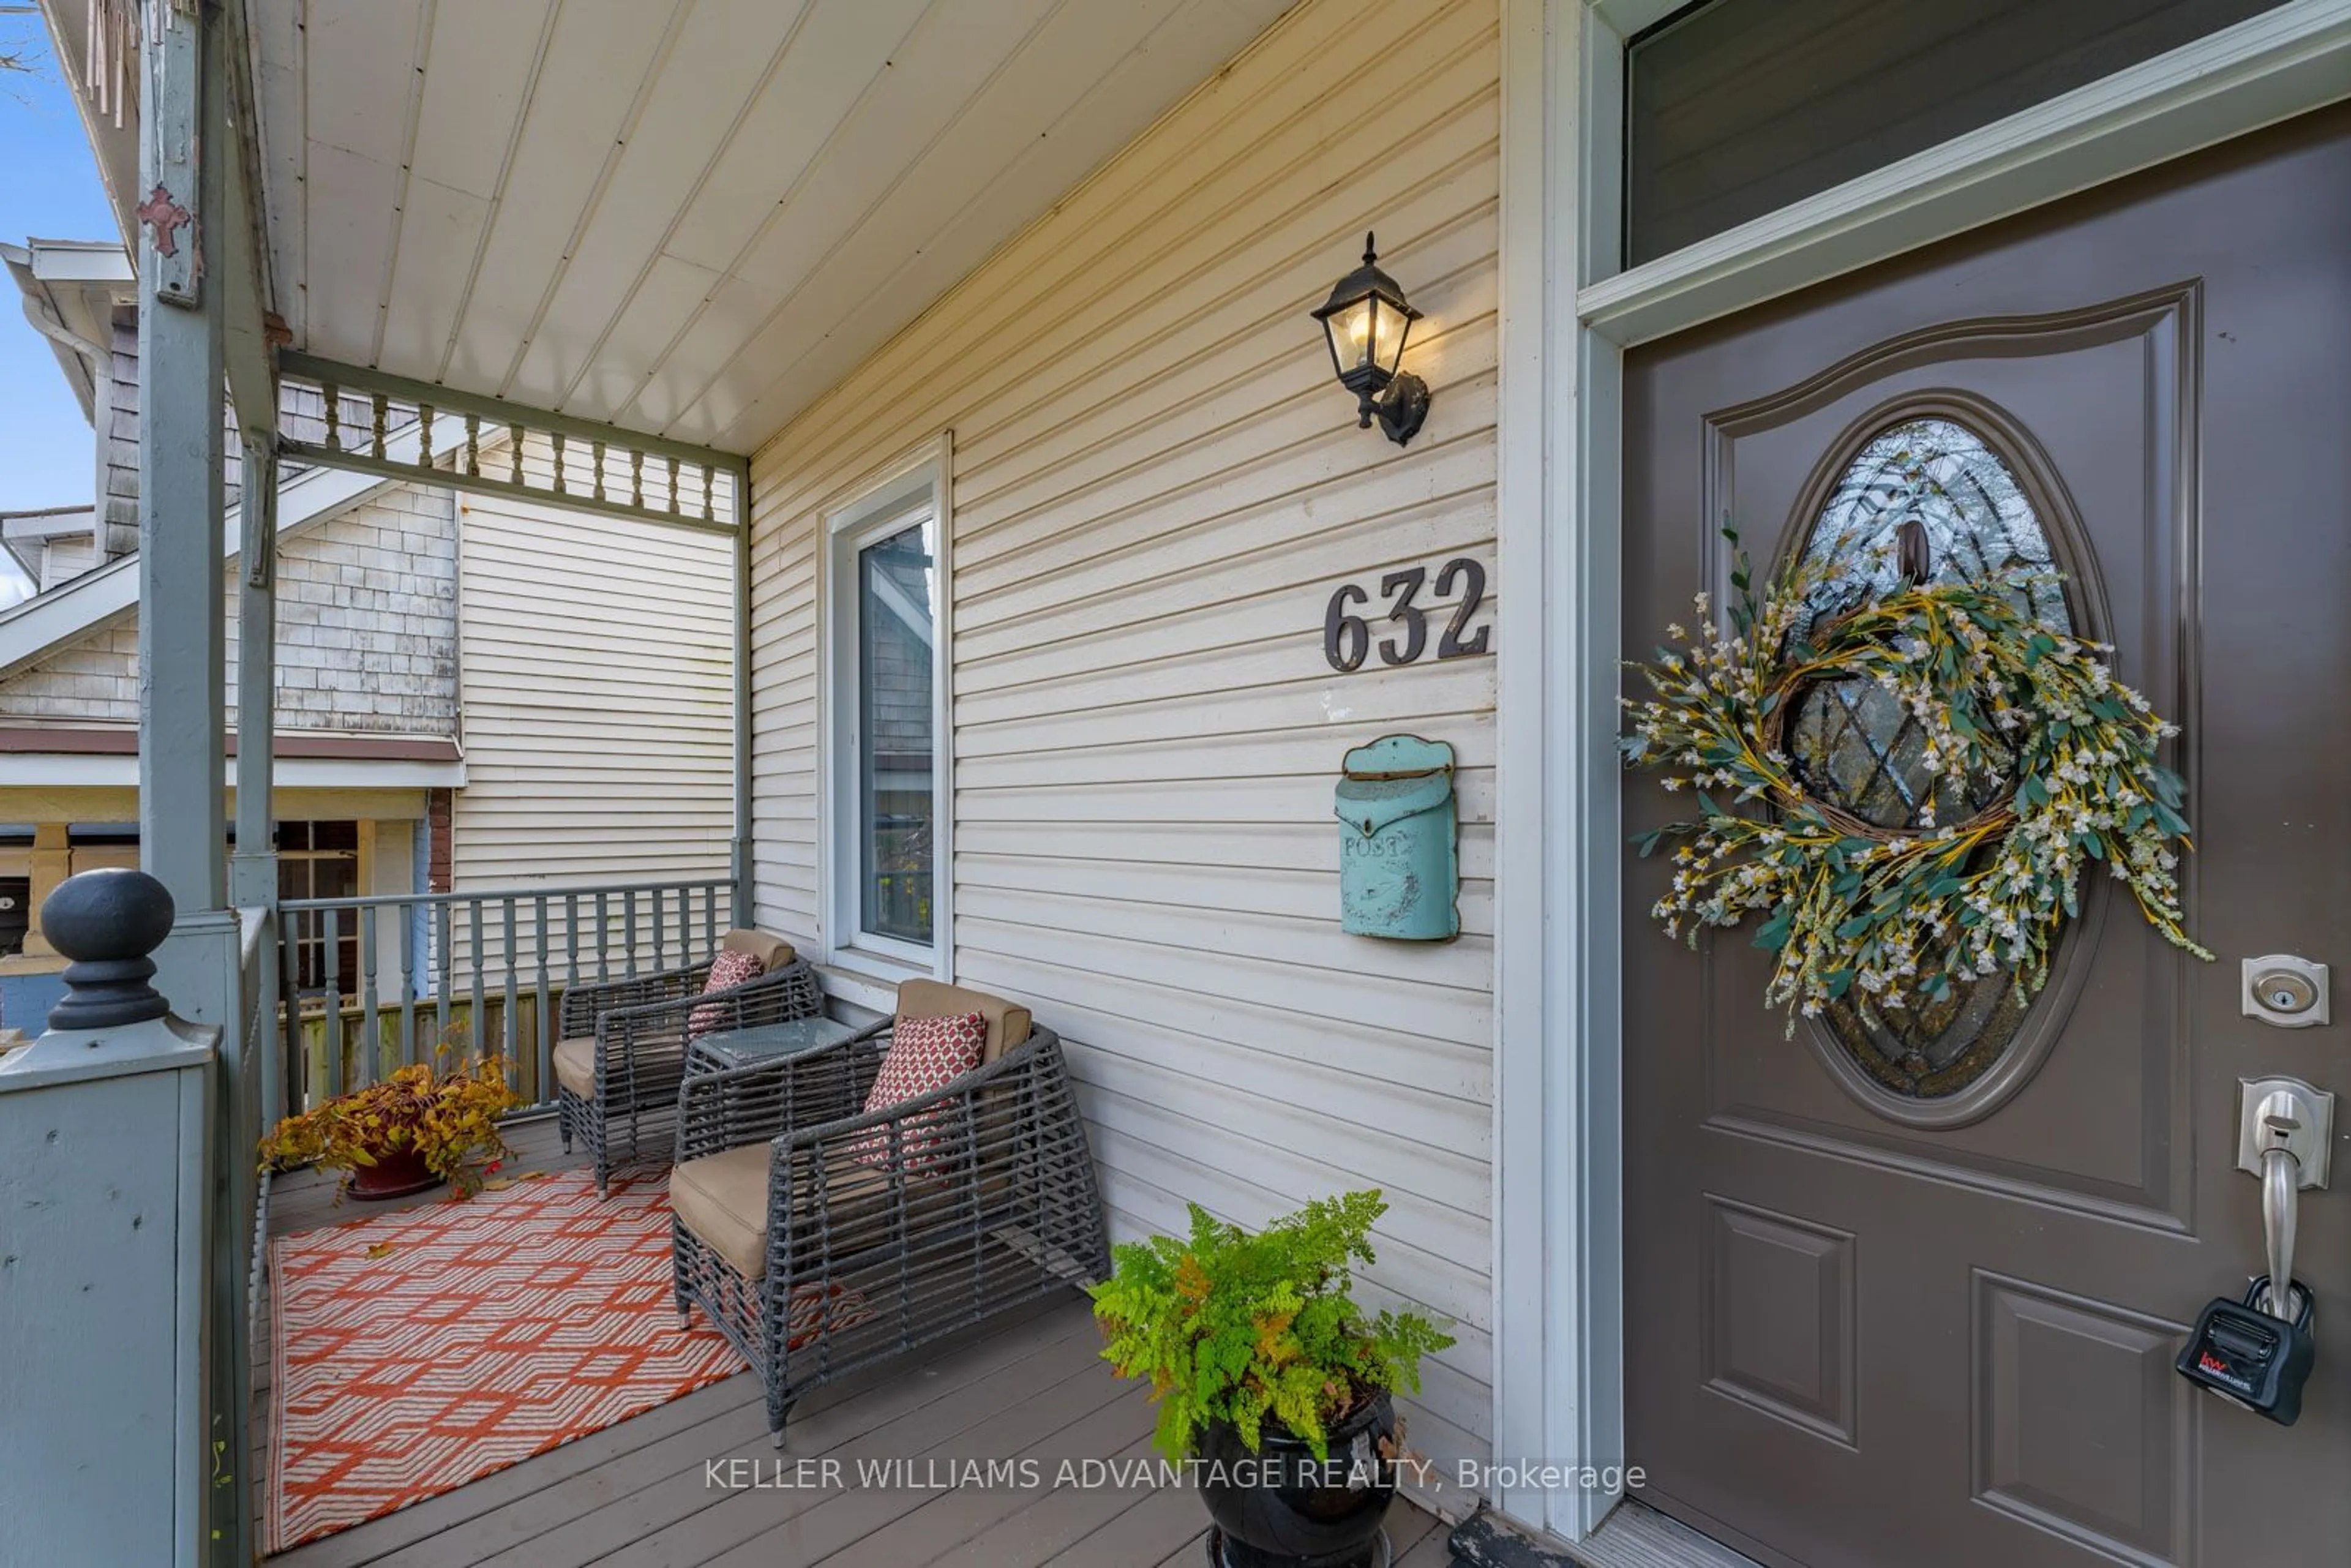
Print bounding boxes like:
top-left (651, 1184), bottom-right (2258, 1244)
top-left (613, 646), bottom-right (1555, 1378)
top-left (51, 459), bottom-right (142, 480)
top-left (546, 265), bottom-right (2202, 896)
top-left (274, 351), bottom-right (743, 533)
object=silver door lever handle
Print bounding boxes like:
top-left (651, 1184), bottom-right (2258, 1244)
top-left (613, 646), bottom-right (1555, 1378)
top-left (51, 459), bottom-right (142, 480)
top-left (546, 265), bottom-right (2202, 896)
top-left (2262, 1144), bottom-right (2300, 1319)
top-left (2237, 1077), bottom-right (2334, 1321)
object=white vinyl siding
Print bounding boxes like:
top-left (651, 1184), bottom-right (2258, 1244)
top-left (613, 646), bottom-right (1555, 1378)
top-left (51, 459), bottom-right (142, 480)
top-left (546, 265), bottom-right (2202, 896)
top-left (748, 0), bottom-right (1499, 1490)
top-left (452, 493), bottom-right (735, 890)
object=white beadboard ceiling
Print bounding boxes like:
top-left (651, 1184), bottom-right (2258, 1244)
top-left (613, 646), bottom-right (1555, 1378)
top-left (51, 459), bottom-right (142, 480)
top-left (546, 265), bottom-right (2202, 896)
top-left (252, 0), bottom-right (1294, 455)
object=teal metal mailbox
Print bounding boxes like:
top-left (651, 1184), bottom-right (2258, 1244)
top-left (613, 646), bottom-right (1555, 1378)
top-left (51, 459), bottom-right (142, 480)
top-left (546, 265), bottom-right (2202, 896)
top-left (1335, 734), bottom-right (1459, 940)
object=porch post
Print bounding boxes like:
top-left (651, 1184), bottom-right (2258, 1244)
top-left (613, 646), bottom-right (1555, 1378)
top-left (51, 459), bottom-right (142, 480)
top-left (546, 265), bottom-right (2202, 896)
top-left (732, 462), bottom-right (755, 928)
top-left (137, 0), bottom-right (227, 925)
top-left (230, 437), bottom-right (279, 909)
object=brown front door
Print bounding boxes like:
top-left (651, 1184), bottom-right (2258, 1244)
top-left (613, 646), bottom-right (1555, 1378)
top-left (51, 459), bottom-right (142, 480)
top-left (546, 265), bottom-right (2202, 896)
top-left (1623, 105), bottom-right (2351, 1568)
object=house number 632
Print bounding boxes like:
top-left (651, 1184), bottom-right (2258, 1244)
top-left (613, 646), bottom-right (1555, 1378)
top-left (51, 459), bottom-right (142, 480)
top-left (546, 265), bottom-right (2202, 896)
top-left (1323, 557), bottom-right (1490, 673)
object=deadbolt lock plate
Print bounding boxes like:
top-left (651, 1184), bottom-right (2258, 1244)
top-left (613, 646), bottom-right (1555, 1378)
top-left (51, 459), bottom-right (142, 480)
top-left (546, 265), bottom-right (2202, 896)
top-left (2244, 955), bottom-right (2330, 1029)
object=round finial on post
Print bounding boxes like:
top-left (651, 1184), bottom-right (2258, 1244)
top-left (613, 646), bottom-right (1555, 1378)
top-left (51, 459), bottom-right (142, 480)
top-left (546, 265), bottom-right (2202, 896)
top-left (40, 868), bottom-right (176, 1031)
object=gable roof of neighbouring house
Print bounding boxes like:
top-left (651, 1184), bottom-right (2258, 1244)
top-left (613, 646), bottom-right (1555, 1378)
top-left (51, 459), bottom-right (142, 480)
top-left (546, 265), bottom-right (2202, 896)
top-left (0, 456), bottom-right (407, 683)
top-left (0, 505), bottom-right (98, 588)
top-left (0, 246), bottom-right (423, 680)
top-left (0, 239), bottom-right (130, 424)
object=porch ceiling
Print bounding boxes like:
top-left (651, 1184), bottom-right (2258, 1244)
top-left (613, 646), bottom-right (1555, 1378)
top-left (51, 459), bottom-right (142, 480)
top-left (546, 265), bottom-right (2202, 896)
top-left (253, 0), bottom-right (1294, 456)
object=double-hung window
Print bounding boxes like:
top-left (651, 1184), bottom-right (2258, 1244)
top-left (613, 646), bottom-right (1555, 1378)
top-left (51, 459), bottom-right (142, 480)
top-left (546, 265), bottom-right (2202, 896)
top-left (827, 454), bottom-right (948, 972)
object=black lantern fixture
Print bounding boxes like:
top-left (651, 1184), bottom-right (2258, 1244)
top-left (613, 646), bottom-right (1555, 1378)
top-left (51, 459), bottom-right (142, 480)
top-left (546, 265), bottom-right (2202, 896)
top-left (1311, 233), bottom-right (1430, 446)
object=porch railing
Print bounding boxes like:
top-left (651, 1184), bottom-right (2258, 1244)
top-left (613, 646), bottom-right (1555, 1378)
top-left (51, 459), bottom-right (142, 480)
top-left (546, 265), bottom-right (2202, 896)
top-left (224, 906), bottom-right (276, 1565)
top-left (272, 876), bottom-right (735, 1120)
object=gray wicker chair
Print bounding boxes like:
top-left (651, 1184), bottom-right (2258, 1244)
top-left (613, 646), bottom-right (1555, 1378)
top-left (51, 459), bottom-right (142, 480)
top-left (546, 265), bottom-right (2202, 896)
top-left (553, 929), bottom-right (822, 1194)
top-left (669, 981), bottom-right (1110, 1444)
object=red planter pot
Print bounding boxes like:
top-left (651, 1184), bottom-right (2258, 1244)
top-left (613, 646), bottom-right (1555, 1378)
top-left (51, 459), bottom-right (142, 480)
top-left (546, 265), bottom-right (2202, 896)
top-left (347, 1147), bottom-right (444, 1201)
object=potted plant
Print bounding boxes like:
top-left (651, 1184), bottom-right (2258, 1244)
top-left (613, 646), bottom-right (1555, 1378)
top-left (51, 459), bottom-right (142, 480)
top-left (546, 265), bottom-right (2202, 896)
top-left (258, 1050), bottom-right (520, 1201)
top-left (1091, 1190), bottom-right (1453, 1568)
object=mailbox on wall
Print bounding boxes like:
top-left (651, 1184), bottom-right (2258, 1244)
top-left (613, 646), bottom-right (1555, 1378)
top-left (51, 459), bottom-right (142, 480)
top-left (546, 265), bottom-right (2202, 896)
top-left (1335, 733), bottom-right (1459, 941)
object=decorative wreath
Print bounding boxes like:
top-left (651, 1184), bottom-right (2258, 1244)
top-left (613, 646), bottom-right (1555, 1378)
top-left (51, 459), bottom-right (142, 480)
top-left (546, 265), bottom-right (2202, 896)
top-left (1621, 527), bottom-right (2211, 1032)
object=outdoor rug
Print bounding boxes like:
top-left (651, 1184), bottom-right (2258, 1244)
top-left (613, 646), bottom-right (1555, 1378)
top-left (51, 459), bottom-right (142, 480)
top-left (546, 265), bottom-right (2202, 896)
top-left (266, 1170), bottom-right (744, 1551)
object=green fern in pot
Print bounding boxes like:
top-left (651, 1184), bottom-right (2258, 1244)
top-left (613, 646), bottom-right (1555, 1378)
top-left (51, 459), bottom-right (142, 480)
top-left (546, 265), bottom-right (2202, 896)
top-left (1090, 1190), bottom-right (1452, 1567)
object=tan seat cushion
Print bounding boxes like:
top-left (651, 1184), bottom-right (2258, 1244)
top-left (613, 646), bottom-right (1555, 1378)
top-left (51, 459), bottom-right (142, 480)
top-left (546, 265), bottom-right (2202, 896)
top-left (552, 1035), bottom-right (597, 1098)
top-left (720, 928), bottom-right (797, 974)
top-left (896, 979), bottom-right (1032, 1063)
top-left (671, 1145), bottom-right (896, 1280)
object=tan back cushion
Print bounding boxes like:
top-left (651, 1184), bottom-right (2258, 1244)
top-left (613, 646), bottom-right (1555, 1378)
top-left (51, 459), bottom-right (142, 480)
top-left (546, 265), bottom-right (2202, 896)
top-left (897, 979), bottom-right (1032, 1063)
top-left (719, 928), bottom-right (797, 973)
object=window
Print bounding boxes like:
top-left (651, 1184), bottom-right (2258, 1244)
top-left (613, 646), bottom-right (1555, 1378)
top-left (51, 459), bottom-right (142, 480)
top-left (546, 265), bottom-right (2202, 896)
top-left (279, 820), bottom-right (361, 992)
top-left (0, 825), bottom-right (29, 959)
top-left (1623, 0), bottom-right (2287, 266)
top-left (0, 879), bottom-right (26, 958)
top-left (827, 448), bottom-right (950, 972)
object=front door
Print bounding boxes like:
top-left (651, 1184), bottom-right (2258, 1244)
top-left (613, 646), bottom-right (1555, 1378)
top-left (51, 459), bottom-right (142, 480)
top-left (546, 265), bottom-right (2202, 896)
top-left (1623, 105), bottom-right (2351, 1567)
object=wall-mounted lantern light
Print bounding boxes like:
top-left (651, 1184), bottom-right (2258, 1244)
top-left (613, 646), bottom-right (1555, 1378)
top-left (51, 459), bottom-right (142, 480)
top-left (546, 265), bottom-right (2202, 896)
top-left (1311, 233), bottom-right (1430, 446)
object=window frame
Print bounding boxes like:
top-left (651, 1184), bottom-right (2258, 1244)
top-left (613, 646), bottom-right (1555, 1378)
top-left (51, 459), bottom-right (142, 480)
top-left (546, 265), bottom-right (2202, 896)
top-left (820, 438), bottom-right (953, 981)
top-left (277, 819), bottom-right (365, 994)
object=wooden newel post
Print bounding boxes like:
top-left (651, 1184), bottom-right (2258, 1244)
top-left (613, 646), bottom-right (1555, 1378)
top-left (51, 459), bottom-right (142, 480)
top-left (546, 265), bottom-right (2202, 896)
top-left (0, 869), bottom-right (220, 1568)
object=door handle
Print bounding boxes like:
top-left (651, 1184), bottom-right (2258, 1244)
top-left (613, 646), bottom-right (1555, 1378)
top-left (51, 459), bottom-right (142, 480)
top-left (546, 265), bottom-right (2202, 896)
top-left (2262, 1146), bottom-right (2301, 1318)
top-left (2238, 1077), bottom-right (2334, 1320)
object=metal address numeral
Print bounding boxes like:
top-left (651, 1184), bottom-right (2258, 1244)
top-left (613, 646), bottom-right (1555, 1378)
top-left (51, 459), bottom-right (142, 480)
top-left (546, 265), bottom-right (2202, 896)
top-left (1379, 566), bottom-right (1428, 665)
top-left (1323, 556), bottom-right (1491, 673)
top-left (1435, 557), bottom-right (1489, 658)
top-left (1324, 583), bottom-right (1371, 672)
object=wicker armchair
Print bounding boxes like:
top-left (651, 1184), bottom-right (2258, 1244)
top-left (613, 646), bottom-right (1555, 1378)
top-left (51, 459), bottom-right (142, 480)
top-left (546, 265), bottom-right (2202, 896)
top-left (553, 929), bottom-right (822, 1194)
top-left (670, 981), bottom-right (1110, 1444)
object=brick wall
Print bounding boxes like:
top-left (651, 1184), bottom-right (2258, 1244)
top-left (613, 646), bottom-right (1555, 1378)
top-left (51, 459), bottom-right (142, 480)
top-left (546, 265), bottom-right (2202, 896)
top-left (0, 483), bottom-right (461, 734)
top-left (427, 787), bottom-right (452, 891)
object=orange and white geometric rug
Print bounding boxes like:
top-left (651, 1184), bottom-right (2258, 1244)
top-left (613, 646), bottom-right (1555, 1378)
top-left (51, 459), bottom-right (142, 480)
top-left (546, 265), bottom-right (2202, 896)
top-left (266, 1171), bottom-right (744, 1552)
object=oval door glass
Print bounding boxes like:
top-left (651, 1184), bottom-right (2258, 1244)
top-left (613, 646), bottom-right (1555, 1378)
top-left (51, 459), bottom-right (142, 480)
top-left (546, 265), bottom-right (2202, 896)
top-left (1785, 416), bottom-right (2075, 1100)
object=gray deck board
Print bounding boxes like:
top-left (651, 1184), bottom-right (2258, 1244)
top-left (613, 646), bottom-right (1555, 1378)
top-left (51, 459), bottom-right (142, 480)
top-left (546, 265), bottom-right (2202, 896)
top-left (703, 1378), bottom-right (1151, 1567)
top-left (936, 1430), bottom-right (1164, 1566)
top-left (259, 1117), bottom-right (1442, 1566)
top-left (1043, 1474), bottom-right (1217, 1568)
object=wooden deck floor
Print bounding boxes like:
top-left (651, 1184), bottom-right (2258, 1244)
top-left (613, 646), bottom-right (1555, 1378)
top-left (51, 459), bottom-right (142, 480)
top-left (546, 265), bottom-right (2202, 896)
top-left (258, 1117), bottom-right (1449, 1567)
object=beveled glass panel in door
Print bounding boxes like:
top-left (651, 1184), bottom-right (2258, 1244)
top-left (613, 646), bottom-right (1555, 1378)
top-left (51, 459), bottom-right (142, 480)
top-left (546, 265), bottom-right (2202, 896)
top-left (1782, 415), bottom-right (2073, 1101)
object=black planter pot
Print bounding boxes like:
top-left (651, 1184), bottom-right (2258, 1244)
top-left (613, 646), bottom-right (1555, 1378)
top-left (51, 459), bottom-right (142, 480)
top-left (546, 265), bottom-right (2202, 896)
top-left (1195, 1390), bottom-right (1398, 1568)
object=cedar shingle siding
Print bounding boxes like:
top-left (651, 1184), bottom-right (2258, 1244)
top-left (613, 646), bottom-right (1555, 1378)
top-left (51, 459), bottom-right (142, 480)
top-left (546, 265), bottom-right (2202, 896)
top-left (0, 487), bottom-right (460, 734)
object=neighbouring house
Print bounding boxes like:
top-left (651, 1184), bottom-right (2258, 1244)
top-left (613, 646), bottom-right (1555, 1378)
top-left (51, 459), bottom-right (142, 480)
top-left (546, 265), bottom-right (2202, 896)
top-left (0, 239), bottom-right (737, 1028)
top-left (8, 1), bottom-right (2350, 1565)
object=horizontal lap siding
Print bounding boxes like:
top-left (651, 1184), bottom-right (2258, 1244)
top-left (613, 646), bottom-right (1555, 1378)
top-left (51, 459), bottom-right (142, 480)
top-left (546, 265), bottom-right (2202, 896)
top-left (748, 0), bottom-right (1499, 1480)
top-left (454, 496), bottom-right (735, 889)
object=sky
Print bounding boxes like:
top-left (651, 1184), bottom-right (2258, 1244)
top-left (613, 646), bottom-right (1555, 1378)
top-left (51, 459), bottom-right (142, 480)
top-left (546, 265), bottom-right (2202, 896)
top-left (0, 14), bottom-right (118, 606)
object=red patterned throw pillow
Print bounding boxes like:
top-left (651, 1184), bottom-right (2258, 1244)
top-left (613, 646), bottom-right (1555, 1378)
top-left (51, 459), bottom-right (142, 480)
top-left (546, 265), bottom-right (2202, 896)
top-left (849, 1011), bottom-right (986, 1171)
top-left (687, 948), bottom-right (766, 1037)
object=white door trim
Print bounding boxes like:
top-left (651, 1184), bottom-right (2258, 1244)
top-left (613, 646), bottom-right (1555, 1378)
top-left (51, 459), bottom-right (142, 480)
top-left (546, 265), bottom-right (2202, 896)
top-left (1491, 0), bottom-right (2351, 1545)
